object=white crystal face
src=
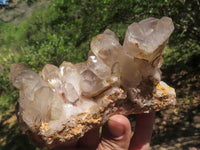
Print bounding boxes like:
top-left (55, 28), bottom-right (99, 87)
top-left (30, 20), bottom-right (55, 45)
top-left (9, 17), bottom-right (175, 148)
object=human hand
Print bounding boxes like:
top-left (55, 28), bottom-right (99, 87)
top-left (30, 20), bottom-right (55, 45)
top-left (53, 113), bottom-right (155, 150)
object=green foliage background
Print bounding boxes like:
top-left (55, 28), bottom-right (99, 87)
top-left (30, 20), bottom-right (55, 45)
top-left (0, 0), bottom-right (199, 149)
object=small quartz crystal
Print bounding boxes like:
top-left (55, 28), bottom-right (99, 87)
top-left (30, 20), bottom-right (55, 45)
top-left (9, 17), bottom-right (176, 148)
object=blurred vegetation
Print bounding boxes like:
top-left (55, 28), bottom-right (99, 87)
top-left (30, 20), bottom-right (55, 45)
top-left (0, 0), bottom-right (199, 149)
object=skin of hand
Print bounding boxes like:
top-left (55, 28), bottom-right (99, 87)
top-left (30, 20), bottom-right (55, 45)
top-left (53, 112), bottom-right (155, 150)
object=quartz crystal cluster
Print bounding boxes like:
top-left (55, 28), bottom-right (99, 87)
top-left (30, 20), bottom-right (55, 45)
top-left (9, 17), bottom-right (176, 148)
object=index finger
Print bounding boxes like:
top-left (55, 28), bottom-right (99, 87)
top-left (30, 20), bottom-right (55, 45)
top-left (129, 112), bottom-right (155, 150)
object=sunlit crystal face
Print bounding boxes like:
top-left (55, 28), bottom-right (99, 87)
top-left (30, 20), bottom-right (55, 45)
top-left (9, 17), bottom-right (176, 148)
top-left (75, 62), bottom-right (87, 74)
top-left (91, 29), bottom-right (122, 67)
top-left (87, 54), bottom-right (111, 79)
top-left (40, 64), bottom-right (62, 91)
top-left (80, 69), bottom-right (110, 97)
top-left (123, 17), bottom-right (174, 62)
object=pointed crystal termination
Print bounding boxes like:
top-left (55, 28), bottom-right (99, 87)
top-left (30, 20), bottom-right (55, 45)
top-left (90, 29), bottom-right (122, 67)
top-left (9, 63), bottom-right (54, 129)
top-left (121, 17), bottom-right (174, 95)
top-left (87, 54), bottom-right (111, 79)
top-left (123, 17), bottom-right (174, 62)
top-left (9, 17), bottom-right (176, 149)
top-left (40, 64), bottom-right (62, 92)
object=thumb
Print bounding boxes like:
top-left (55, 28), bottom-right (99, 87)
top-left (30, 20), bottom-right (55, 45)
top-left (97, 115), bottom-right (131, 150)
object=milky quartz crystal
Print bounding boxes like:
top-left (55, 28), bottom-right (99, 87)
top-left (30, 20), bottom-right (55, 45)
top-left (9, 17), bottom-right (176, 148)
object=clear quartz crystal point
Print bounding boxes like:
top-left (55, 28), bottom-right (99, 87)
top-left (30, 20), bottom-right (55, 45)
top-left (123, 17), bottom-right (174, 62)
top-left (89, 29), bottom-right (122, 85)
top-left (90, 29), bottom-right (122, 67)
top-left (59, 61), bottom-right (81, 95)
top-left (9, 63), bottom-right (36, 89)
top-left (87, 54), bottom-right (111, 79)
top-left (63, 82), bottom-right (79, 103)
top-left (40, 64), bottom-right (62, 91)
top-left (9, 63), bottom-right (54, 128)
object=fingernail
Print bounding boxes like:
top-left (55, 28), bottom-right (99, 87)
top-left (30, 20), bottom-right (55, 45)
top-left (108, 117), bottom-right (125, 138)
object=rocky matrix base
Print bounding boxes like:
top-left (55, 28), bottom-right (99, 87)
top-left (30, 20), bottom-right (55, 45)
top-left (9, 17), bottom-right (176, 148)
